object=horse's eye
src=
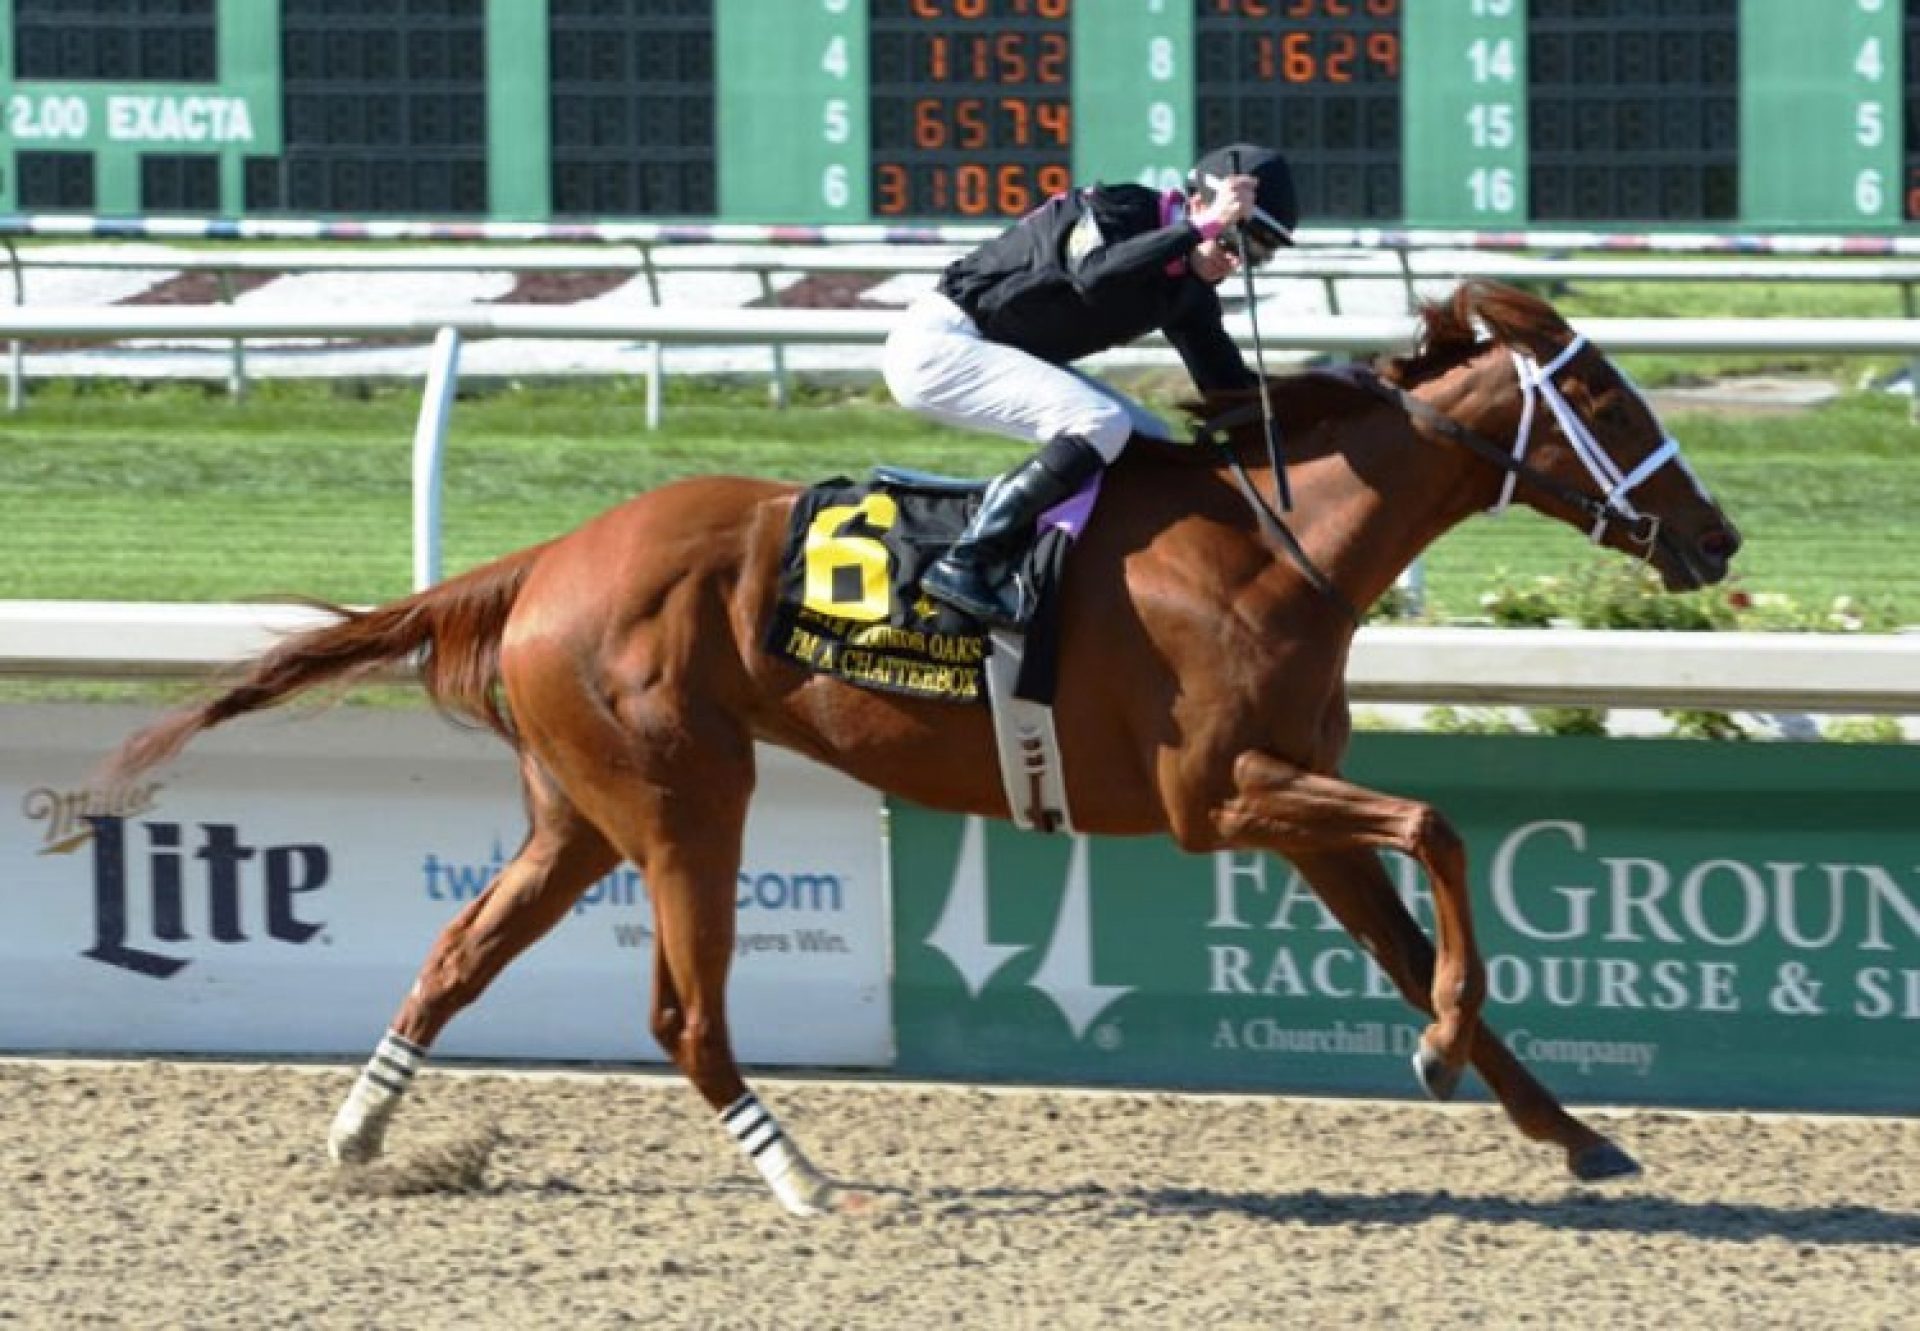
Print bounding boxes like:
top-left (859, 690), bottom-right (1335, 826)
top-left (1593, 395), bottom-right (1633, 430)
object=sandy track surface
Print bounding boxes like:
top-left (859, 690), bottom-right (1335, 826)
top-left (1, 1060), bottom-right (1914, 1330)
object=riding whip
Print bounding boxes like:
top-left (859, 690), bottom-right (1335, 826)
top-left (1226, 148), bottom-right (1292, 511)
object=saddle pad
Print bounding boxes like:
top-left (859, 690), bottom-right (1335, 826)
top-left (763, 475), bottom-right (1075, 705)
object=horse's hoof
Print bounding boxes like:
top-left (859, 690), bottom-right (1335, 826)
top-left (827, 1187), bottom-right (895, 1216)
top-left (327, 1120), bottom-right (386, 1166)
top-left (1570, 1139), bottom-right (1642, 1182)
top-left (328, 1134), bottom-right (378, 1167)
top-left (1412, 1041), bottom-right (1463, 1101)
top-left (772, 1178), bottom-right (895, 1218)
top-left (329, 1097), bottom-right (396, 1167)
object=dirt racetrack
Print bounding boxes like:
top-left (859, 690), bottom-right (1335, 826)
top-left (1, 1059), bottom-right (1914, 1330)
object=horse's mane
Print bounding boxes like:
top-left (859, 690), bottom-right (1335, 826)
top-left (1127, 365), bottom-right (1385, 469)
top-left (1127, 280), bottom-right (1572, 469)
top-left (1380, 279), bottom-right (1573, 388)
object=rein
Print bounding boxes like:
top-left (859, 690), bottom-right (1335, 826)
top-left (1193, 401), bottom-right (1361, 626)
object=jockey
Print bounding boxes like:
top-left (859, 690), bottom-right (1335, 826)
top-left (883, 143), bottom-right (1299, 628)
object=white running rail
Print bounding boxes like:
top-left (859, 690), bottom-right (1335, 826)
top-left (3, 601), bottom-right (1914, 714)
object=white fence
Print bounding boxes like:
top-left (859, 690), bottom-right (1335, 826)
top-left (7, 301), bottom-right (1920, 586)
top-left (19, 303), bottom-right (1920, 352)
top-left (18, 239), bottom-right (1920, 302)
top-left (11, 234), bottom-right (1920, 409)
top-left (4, 600), bottom-right (1915, 715)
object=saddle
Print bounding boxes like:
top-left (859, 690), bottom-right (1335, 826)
top-left (764, 467), bottom-right (1093, 832)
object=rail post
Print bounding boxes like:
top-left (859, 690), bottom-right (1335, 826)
top-left (757, 267), bottom-right (791, 409)
top-left (640, 245), bottom-right (665, 430)
top-left (218, 268), bottom-right (249, 403)
top-left (6, 240), bottom-right (23, 413)
top-left (411, 327), bottom-right (462, 591)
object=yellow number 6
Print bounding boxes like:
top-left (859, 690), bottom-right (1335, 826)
top-left (803, 493), bottom-right (898, 622)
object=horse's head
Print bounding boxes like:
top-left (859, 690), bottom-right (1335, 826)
top-left (1388, 281), bottom-right (1741, 591)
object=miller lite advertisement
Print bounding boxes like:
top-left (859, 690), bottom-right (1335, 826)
top-left (1, 704), bottom-right (890, 1066)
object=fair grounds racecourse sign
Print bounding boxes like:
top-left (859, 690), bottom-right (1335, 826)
top-left (892, 735), bottom-right (1920, 1114)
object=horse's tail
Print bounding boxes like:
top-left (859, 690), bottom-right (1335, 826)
top-left (101, 542), bottom-right (549, 787)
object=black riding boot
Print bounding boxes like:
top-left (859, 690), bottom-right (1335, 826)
top-left (923, 435), bottom-right (1105, 628)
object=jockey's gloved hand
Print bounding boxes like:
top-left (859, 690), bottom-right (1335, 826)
top-left (1190, 174), bottom-right (1258, 239)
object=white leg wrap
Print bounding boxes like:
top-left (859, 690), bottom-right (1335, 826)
top-left (328, 1030), bottom-right (426, 1165)
top-left (720, 1092), bottom-right (834, 1217)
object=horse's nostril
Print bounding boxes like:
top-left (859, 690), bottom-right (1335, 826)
top-left (1699, 527), bottom-right (1740, 562)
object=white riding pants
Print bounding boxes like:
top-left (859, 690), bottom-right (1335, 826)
top-left (881, 292), bottom-right (1175, 462)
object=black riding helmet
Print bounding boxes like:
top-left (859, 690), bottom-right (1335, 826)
top-left (1187, 143), bottom-right (1298, 264)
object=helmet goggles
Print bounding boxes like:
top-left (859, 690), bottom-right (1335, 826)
top-left (1228, 206), bottom-right (1294, 267)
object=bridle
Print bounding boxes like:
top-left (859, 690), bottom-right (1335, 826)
top-left (1194, 333), bottom-right (1701, 622)
top-left (1387, 334), bottom-right (1686, 554)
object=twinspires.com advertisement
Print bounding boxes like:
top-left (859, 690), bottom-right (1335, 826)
top-left (3, 704), bottom-right (889, 1065)
top-left (891, 735), bottom-right (1920, 1113)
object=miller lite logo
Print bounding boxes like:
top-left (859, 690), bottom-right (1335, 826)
top-left (79, 815), bottom-right (332, 979)
top-left (22, 782), bottom-right (161, 854)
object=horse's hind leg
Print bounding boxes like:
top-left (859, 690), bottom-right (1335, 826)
top-left (560, 706), bottom-right (856, 1217)
top-left (641, 837), bottom-right (849, 1217)
top-left (329, 754), bottom-right (619, 1165)
top-left (1290, 846), bottom-right (1639, 1182)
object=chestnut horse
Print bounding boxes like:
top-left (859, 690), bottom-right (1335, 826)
top-left (104, 281), bottom-right (1739, 1215)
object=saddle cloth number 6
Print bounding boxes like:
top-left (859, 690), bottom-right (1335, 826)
top-left (802, 493), bottom-right (898, 624)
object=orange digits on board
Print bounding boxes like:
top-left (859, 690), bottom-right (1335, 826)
top-left (876, 163), bottom-right (906, 214)
top-left (1282, 32), bottom-right (1314, 82)
top-left (913, 99), bottom-right (944, 150)
top-left (1367, 31), bottom-right (1399, 77)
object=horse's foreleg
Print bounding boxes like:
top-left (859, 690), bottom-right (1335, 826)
top-left (1289, 848), bottom-right (1640, 1181)
top-left (329, 762), bottom-right (619, 1165)
top-left (1217, 750), bottom-right (1485, 1098)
